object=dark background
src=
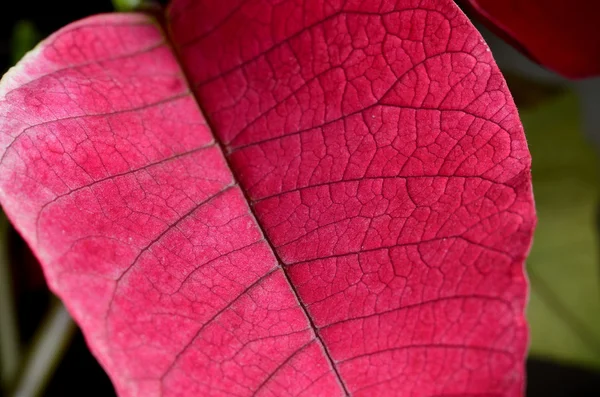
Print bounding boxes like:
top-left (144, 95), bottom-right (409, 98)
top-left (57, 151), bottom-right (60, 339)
top-left (0, 1), bottom-right (599, 396)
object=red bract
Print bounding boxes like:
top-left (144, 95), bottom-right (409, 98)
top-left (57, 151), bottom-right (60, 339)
top-left (0, 1), bottom-right (535, 396)
top-left (462, 0), bottom-right (600, 79)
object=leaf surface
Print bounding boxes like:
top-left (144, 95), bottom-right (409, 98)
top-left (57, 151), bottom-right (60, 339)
top-left (462, 0), bottom-right (600, 79)
top-left (0, 1), bottom-right (535, 396)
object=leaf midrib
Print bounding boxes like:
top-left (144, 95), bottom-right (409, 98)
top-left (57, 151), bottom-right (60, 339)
top-left (156, 10), bottom-right (353, 396)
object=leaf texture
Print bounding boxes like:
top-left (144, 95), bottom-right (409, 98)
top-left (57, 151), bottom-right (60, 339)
top-left (462, 0), bottom-right (600, 79)
top-left (0, 1), bottom-right (535, 396)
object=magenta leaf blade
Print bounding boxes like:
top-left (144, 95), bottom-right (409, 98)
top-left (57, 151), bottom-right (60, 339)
top-left (0, 1), bottom-right (535, 396)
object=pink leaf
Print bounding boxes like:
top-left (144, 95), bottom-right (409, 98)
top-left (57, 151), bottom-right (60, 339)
top-left (462, 0), bottom-right (600, 79)
top-left (0, 1), bottom-right (535, 396)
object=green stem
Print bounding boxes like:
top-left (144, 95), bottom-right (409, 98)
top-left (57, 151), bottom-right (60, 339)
top-left (0, 211), bottom-right (20, 390)
top-left (10, 299), bottom-right (75, 397)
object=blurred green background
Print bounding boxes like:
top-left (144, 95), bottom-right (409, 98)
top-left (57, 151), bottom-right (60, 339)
top-left (525, 92), bottom-right (600, 369)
